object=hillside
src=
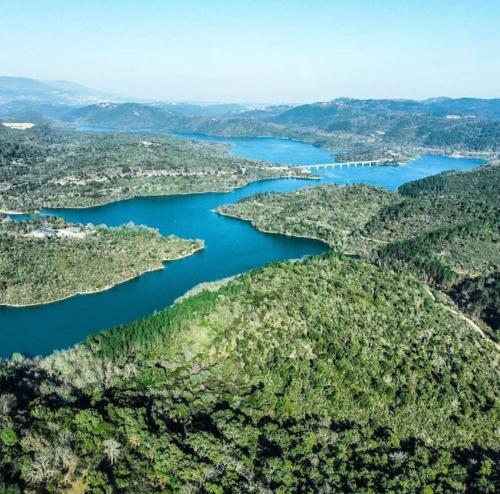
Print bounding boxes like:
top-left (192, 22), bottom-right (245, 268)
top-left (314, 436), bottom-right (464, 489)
top-left (0, 253), bottom-right (498, 492)
top-left (67, 102), bottom-right (186, 130)
top-left (398, 162), bottom-right (500, 198)
top-left (0, 216), bottom-right (203, 306)
top-left (2, 93), bottom-right (499, 161)
top-left (66, 102), bottom-right (284, 137)
top-left (218, 184), bottom-right (399, 251)
top-left (218, 165), bottom-right (500, 336)
top-left (273, 98), bottom-right (500, 124)
top-left (270, 99), bottom-right (500, 155)
top-left (0, 125), bottom-right (310, 211)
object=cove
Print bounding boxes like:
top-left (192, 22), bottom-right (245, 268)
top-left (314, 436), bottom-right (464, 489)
top-left (0, 135), bottom-right (484, 357)
top-left (170, 133), bottom-right (335, 165)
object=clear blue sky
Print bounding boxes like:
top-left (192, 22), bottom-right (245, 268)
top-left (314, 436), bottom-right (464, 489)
top-left (0, 0), bottom-right (499, 102)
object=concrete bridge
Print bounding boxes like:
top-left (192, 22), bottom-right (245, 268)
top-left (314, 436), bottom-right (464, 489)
top-left (303, 159), bottom-right (390, 170)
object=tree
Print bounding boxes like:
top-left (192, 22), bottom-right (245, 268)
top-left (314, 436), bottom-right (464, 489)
top-left (103, 439), bottom-right (121, 465)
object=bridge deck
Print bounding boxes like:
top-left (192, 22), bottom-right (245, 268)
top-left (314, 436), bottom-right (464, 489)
top-left (303, 159), bottom-right (394, 169)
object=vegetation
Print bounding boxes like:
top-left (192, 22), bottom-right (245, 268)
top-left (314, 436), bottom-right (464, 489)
top-left (0, 125), bottom-right (311, 211)
top-left (450, 273), bottom-right (499, 331)
top-left (3, 94), bottom-right (499, 163)
top-left (398, 162), bottom-right (500, 198)
top-left (218, 184), bottom-right (398, 251)
top-left (269, 98), bottom-right (500, 158)
top-left (0, 216), bottom-right (203, 306)
top-left (1, 86), bottom-right (499, 491)
top-left (218, 165), bottom-right (500, 337)
top-left (0, 253), bottom-right (498, 492)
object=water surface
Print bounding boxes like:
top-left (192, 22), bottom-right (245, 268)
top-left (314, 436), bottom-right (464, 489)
top-left (172, 133), bottom-right (335, 165)
top-left (0, 134), bottom-right (483, 357)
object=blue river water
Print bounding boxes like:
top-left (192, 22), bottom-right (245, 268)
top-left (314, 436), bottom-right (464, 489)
top-left (171, 133), bottom-right (334, 165)
top-left (0, 134), bottom-right (483, 357)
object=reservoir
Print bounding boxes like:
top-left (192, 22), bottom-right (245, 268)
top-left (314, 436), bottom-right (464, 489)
top-left (0, 134), bottom-right (483, 357)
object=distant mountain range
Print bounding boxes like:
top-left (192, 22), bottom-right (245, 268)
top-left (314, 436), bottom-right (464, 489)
top-left (0, 76), bottom-right (128, 105)
top-left (1, 76), bottom-right (498, 154)
top-left (273, 97), bottom-right (500, 127)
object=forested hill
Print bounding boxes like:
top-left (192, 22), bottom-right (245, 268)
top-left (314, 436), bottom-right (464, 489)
top-left (0, 125), bottom-right (309, 211)
top-left (0, 216), bottom-right (203, 306)
top-left (272, 98), bottom-right (500, 125)
top-left (218, 165), bottom-right (500, 337)
top-left (0, 254), bottom-right (498, 492)
top-left (268, 99), bottom-right (500, 154)
top-left (399, 161), bottom-right (500, 198)
top-left (2, 94), bottom-right (499, 158)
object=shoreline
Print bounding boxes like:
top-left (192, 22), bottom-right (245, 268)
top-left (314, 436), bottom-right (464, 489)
top-left (2, 173), bottom-right (317, 216)
top-left (417, 148), bottom-right (492, 160)
top-left (215, 209), bottom-right (332, 247)
top-left (0, 209), bottom-right (29, 215)
top-left (2, 150), bottom-right (488, 216)
top-left (173, 274), bottom-right (239, 305)
top-left (0, 244), bottom-right (204, 308)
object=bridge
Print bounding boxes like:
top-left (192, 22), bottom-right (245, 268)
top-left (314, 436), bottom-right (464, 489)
top-left (302, 159), bottom-right (391, 170)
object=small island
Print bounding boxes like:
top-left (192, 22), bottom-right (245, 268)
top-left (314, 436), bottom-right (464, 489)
top-left (0, 216), bottom-right (204, 306)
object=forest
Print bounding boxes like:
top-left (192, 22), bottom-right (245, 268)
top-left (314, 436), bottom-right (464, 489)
top-left (0, 216), bottom-right (203, 306)
top-left (0, 99), bottom-right (498, 492)
top-left (0, 253), bottom-right (498, 492)
top-left (218, 165), bottom-right (500, 338)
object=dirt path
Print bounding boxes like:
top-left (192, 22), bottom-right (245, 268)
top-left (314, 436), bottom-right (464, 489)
top-left (359, 235), bottom-right (389, 244)
top-left (424, 286), bottom-right (499, 352)
top-left (446, 306), bottom-right (500, 352)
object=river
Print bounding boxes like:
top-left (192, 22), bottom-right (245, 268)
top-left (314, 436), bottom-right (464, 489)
top-left (0, 134), bottom-right (483, 357)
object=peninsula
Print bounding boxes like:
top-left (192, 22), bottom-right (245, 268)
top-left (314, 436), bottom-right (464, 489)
top-left (0, 125), bottom-right (312, 212)
top-left (0, 216), bottom-right (203, 306)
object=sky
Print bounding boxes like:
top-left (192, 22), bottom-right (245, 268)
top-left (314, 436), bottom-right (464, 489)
top-left (0, 0), bottom-right (499, 103)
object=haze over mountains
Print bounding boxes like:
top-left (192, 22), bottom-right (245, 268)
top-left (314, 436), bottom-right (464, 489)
top-left (1, 76), bottom-right (499, 158)
top-left (0, 76), bottom-right (127, 105)
top-left (2, 76), bottom-right (500, 119)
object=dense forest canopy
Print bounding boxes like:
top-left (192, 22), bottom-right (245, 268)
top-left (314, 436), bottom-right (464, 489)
top-left (0, 216), bottom-right (203, 306)
top-left (0, 254), bottom-right (498, 492)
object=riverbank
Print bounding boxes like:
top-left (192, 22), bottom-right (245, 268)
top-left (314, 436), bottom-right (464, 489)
top-left (0, 151), bottom-right (484, 358)
top-left (215, 209), bottom-right (332, 247)
top-left (0, 125), bottom-right (318, 213)
top-left (215, 168), bottom-right (499, 340)
top-left (2, 172), bottom-right (318, 216)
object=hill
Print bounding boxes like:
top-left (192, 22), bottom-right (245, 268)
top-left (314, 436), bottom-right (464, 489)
top-left (270, 99), bottom-right (500, 154)
top-left (398, 162), bottom-right (500, 198)
top-left (273, 98), bottom-right (500, 125)
top-left (218, 165), bottom-right (500, 337)
top-left (0, 125), bottom-right (310, 211)
top-left (0, 253), bottom-right (498, 492)
top-left (2, 87), bottom-right (499, 159)
top-left (67, 102), bottom-right (180, 130)
top-left (66, 102), bottom-right (283, 136)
